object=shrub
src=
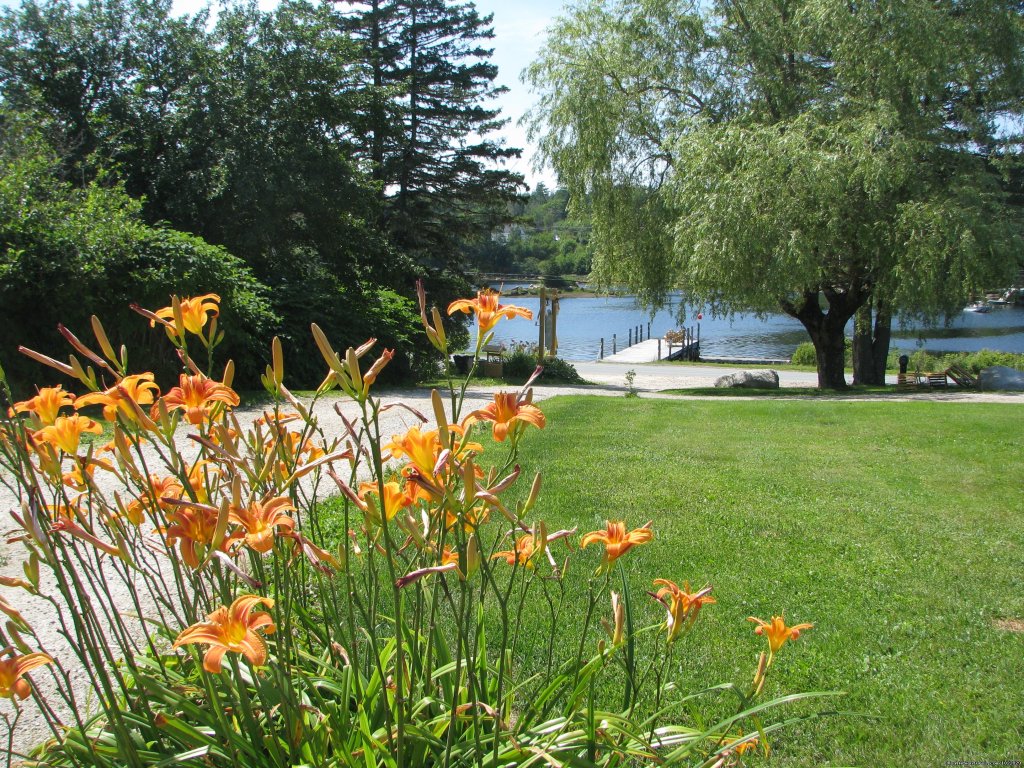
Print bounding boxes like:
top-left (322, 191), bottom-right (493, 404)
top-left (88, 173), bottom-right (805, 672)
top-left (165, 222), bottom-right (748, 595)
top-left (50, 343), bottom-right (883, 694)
top-left (901, 348), bottom-right (1024, 374)
top-left (790, 341), bottom-right (818, 366)
top-left (0, 287), bottom-right (835, 767)
top-left (502, 342), bottom-right (585, 384)
top-left (790, 338), bottom-right (853, 367)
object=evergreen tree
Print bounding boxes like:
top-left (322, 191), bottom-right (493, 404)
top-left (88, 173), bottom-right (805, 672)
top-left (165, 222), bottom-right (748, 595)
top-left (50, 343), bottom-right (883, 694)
top-left (341, 0), bottom-right (525, 266)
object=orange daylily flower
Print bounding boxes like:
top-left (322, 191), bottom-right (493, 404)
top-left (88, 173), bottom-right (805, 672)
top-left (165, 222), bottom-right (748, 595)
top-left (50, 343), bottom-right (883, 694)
top-left (62, 457), bottom-right (114, 493)
top-left (463, 392), bottom-right (545, 442)
top-left (444, 503), bottom-right (489, 532)
top-left (164, 504), bottom-right (232, 569)
top-left (157, 373), bottom-right (240, 426)
top-left (0, 652), bottom-right (53, 699)
top-left (358, 480), bottom-right (415, 525)
top-left (652, 579), bottom-right (716, 642)
top-left (11, 386), bottom-right (75, 425)
top-left (491, 534), bottom-right (538, 568)
top-left (153, 294), bottom-right (220, 336)
top-left (76, 373), bottom-right (160, 424)
top-left (581, 520), bottom-right (653, 571)
top-left (448, 290), bottom-right (532, 335)
top-left (748, 615), bottom-right (813, 655)
top-left (125, 475), bottom-right (186, 525)
top-left (229, 497), bottom-right (296, 553)
top-left (35, 414), bottom-right (103, 454)
top-left (386, 425), bottom-right (444, 475)
top-left (173, 594), bottom-right (275, 674)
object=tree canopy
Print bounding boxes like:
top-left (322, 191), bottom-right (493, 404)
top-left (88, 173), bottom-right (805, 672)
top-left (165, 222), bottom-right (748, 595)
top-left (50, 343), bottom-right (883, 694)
top-left (528, 0), bottom-right (1024, 387)
top-left (0, 0), bottom-right (521, 389)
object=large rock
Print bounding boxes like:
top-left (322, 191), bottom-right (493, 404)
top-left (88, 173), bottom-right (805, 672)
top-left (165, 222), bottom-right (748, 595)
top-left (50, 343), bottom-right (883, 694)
top-left (979, 365), bottom-right (1024, 391)
top-left (714, 369), bottom-right (780, 389)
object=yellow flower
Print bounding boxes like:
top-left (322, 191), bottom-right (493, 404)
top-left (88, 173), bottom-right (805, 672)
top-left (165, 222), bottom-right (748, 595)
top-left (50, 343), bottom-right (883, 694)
top-left (173, 595), bottom-right (275, 674)
top-left (448, 289), bottom-right (532, 335)
top-left (153, 293), bottom-right (220, 336)
top-left (748, 614), bottom-right (813, 655)
top-left (0, 651), bottom-right (53, 699)
top-left (229, 497), bottom-right (296, 553)
top-left (157, 373), bottom-right (240, 425)
top-left (581, 520), bottom-right (653, 571)
top-left (491, 534), bottom-right (537, 568)
top-left (652, 579), bottom-right (715, 642)
top-left (11, 386), bottom-right (75, 425)
top-left (34, 414), bottom-right (103, 454)
top-left (463, 392), bottom-right (545, 442)
top-left (76, 373), bottom-right (160, 424)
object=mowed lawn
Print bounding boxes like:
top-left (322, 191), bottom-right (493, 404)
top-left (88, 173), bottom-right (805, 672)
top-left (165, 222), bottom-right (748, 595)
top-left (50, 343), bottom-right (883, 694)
top-left (505, 396), bottom-right (1023, 767)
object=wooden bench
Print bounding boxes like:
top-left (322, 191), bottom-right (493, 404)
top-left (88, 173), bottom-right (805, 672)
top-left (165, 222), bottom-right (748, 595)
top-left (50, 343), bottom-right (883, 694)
top-left (945, 363), bottom-right (978, 389)
top-left (897, 372), bottom-right (947, 388)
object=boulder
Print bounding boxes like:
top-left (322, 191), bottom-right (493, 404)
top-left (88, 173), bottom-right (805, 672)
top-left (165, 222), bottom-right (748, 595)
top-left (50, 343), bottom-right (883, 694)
top-left (714, 369), bottom-right (780, 389)
top-left (979, 365), bottom-right (1024, 391)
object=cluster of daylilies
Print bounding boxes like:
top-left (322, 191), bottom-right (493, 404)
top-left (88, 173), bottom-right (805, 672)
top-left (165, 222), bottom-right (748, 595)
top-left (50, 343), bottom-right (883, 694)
top-left (0, 286), bottom-right (820, 768)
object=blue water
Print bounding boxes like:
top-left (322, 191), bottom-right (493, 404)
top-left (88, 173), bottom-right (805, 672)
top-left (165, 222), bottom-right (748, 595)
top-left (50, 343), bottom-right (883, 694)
top-left (474, 293), bottom-right (1024, 361)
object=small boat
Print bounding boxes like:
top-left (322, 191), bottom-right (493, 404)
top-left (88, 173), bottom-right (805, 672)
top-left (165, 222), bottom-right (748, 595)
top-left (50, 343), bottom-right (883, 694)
top-left (964, 302), bottom-right (991, 313)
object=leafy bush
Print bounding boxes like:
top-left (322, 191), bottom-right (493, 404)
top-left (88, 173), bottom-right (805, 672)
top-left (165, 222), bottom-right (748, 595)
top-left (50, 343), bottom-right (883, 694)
top-left (903, 348), bottom-right (1024, 374)
top-left (0, 115), bottom-right (275, 394)
top-left (502, 342), bottom-right (585, 384)
top-left (790, 341), bottom-right (818, 366)
top-left (0, 287), bottom-right (834, 766)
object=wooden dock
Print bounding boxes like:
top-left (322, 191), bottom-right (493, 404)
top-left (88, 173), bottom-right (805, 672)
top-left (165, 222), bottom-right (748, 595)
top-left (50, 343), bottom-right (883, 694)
top-left (603, 337), bottom-right (699, 363)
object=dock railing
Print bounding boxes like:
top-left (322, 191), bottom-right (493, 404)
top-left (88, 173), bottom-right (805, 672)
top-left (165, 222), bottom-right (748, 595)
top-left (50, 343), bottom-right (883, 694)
top-left (598, 323), bottom-right (700, 361)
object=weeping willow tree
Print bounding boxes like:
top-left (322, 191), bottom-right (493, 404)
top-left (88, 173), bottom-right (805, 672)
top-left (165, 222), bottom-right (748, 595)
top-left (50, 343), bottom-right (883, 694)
top-left (527, 0), bottom-right (1024, 388)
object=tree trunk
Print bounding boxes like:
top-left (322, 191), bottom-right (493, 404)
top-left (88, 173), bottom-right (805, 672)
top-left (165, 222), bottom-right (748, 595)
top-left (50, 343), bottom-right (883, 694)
top-left (781, 287), bottom-right (866, 390)
top-left (852, 299), bottom-right (891, 385)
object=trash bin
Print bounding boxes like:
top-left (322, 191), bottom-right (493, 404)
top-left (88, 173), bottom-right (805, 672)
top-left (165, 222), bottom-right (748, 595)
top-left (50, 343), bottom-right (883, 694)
top-left (452, 354), bottom-right (472, 374)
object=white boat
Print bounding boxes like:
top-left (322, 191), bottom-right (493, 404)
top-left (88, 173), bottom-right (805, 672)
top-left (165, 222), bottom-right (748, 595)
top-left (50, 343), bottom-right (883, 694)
top-left (964, 302), bottom-right (991, 313)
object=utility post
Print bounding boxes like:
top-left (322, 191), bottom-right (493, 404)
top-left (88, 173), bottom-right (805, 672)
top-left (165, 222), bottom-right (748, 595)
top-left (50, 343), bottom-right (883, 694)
top-left (537, 286), bottom-right (547, 364)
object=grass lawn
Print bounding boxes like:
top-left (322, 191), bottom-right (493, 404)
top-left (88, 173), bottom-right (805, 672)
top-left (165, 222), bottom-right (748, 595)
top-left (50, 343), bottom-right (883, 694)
top-left (501, 396), bottom-right (1023, 766)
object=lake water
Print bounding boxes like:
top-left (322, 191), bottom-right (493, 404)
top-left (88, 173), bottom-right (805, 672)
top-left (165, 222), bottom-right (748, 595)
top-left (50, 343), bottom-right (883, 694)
top-left (477, 292), bottom-right (1024, 361)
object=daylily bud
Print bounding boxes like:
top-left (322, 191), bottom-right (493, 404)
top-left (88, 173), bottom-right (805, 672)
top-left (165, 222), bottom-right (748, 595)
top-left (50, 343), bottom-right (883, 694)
top-left (171, 296), bottom-right (186, 339)
top-left (271, 337), bottom-right (284, 386)
top-left (90, 315), bottom-right (117, 364)
top-left (354, 338), bottom-right (377, 358)
top-left (362, 349), bottom-right (395, 392)
top-left (611, 591), bottom-right (625, 646)
top-left (431, 389), bottom-right (450, 450)
top-left (523, 472), bottom-right (543, 515)
top-left (345, 347), bottom-right (363, 395)
top-left (431, 307), bottom-right (447, 348)
top-left (465, 533), bottom-right (481, 578)
top-left (310, 324), bottom-right (345, 375)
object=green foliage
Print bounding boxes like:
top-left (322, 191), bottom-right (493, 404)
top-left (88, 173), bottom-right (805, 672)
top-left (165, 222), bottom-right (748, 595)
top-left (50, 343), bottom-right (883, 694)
top-left (790, 339), bottom-right (854, 367)
top-left (340, 0), bottom-right (525, 262)
top-left (502, 344), bottom-right (585, 384)
top-left (0, 114), bottom-right (275, 392)
top-left (466, 185), bottom-right (593, 277)
top-left (0, 0), bottom-right (492, 388)
top-left (905, 348), bottom-right (1024, 374)
top-left (528, 0), bottom-right (1024, 387)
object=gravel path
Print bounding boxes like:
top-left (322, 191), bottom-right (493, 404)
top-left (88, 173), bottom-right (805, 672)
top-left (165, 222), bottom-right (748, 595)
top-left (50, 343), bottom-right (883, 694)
top-left (1, 364), bottom-right (1019, 758)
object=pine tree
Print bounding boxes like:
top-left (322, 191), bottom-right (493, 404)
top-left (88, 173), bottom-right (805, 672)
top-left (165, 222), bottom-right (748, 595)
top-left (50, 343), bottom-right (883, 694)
top-left (340, 0), bottom-right (524, 266)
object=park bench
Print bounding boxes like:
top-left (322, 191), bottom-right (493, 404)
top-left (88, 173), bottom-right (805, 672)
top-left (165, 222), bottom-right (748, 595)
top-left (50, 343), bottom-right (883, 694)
top-left (945, 363), bottom-right (978, 389)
